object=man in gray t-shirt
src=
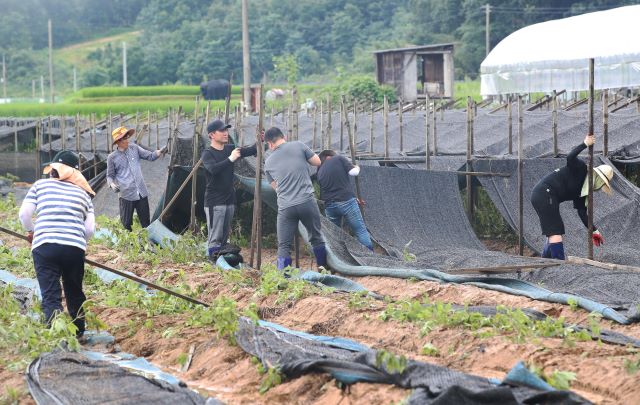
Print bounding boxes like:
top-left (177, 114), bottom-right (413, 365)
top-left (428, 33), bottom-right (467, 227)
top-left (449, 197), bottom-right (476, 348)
top-left (264, 127), bottom-right (327, 270)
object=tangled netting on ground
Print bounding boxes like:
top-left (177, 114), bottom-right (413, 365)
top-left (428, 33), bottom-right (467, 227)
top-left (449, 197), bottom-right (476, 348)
top-left (26, 350), bottom-right (221, 405)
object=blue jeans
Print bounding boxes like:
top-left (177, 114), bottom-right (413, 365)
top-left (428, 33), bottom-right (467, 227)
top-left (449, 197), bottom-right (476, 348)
top-left (325, 198), bottom-right (373, 250)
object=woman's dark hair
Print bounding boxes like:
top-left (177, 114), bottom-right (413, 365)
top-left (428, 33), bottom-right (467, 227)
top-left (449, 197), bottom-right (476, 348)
top-left (318, 149), bottom-right (336, 163)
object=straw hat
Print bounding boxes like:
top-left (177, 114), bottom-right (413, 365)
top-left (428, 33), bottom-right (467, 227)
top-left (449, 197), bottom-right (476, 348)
top-left (594, 164), bottom-right (614, 194)
top-left (111, 126), bottom-right (135, 145)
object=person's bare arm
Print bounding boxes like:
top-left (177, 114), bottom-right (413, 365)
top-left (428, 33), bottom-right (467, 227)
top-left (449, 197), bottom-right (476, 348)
top-left (307, 154), bottom-right (321, 167)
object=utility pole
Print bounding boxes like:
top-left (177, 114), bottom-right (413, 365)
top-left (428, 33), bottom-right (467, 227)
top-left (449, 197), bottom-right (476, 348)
top-left (122, 42), bottom-right (127, 87)
top-left (241, 0), bottom-right (251, 113)
top-left (485, 4), bottom-right (491, 56)
top-left (48, 19), bottom-right (54, 104)
top-left (73, 66), bottom-right (77, 92)
top-left (2, 54), bottom-right (6, 100)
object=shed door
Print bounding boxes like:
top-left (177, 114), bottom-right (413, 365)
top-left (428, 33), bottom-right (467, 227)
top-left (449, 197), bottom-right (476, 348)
top-left (423, 54), bottom-right (444, 96)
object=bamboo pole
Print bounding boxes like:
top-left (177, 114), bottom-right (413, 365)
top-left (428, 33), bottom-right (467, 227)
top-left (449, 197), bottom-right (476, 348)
top-left (13, 120), bottom-right (18, 153)
top-left (352, 100), bottom-right (358, 152)
top-left (146, 110), bottom-right (151, 147)
top-left (552, 90), bottom-right (558, 156)
top-left (517, 94), bottom-right (524, 255)
top-left (155, 113), bottom-right (160, 149)
top-left (603, 90), bottom-right (609, 156)
top-left (339, 99), bottom-right (344, 151)
top-left (292, 86), bottom-right (298, 141)
top-left (47, 115), bottom-right (52, 155)
top-left (587, 58), bottom-right (595, 260)
top-left (369, 101), bottom-right (374, 153)
top-left (249, 84), bottom-right (265, 269)
top-left (383, 95), bottom-right (389, 159)
top-left (61, 116), bottom-right (66, 150)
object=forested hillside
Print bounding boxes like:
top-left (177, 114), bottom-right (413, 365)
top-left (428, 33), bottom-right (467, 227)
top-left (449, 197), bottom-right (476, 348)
top-left (1, 0), bottom-right (635, 92)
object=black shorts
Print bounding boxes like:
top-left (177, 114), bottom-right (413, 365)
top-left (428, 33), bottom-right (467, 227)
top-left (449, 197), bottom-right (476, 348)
top-left (530, 182), bottom-right (565, 236)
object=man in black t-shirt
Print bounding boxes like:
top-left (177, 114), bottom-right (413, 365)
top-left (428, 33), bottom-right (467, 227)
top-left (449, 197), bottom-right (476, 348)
top-left (317, 150), bottom-right (373, 251)
top-left (202, 119), bottom-right (257, 259)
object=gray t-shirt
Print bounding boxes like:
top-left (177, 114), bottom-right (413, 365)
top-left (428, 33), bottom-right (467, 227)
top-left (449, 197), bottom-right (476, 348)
top-left (264, 141), bottom-right (315, 209)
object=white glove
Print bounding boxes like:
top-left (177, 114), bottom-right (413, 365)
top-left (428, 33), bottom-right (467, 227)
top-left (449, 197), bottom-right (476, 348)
top-left (109, 183), bottom-right (120, 193)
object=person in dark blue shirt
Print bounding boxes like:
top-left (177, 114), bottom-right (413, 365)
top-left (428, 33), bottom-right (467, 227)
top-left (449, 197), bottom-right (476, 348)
top-left (317, 150), bottom-right (373, 251)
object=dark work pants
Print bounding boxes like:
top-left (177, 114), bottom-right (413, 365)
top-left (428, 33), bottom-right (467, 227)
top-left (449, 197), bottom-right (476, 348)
top-left (32, 243), bottom-right (86, 335)
top-left (119, 196), bottom-right (151, 230)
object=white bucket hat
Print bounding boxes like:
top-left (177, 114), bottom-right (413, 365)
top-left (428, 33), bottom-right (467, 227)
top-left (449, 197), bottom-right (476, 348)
top-left (593, 164), bottom-right (614, 194)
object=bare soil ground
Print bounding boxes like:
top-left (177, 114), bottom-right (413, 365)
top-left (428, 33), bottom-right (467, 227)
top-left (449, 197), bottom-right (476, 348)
top-left (2, 233), bottom-right (640, 404)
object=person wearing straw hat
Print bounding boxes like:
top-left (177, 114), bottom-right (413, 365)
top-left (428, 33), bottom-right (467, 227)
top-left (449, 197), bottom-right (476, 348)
top-left (19, 150), bottom-right (95, 338)
top-left (106, 126), bottom-right (167, 231)
top-left (530, 135), bottom-right (614, 260)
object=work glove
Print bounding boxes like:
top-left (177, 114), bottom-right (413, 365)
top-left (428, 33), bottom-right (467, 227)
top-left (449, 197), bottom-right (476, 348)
top-left (26, 231), bottom-right (33, 244)
top-left (592, 230), bottom-right (604, 247)
top-left (109, 183), bottom-right (120, 193)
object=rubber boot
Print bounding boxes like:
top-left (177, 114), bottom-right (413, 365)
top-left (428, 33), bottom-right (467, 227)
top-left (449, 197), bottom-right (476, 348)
top-left (312, 245), bottom-right (328, 268)
top-left (541, 239), bottom-right (552, 258)
top-left (277, 256), bottom-right (292, 270)
top-left (549, 242), bottom-right (565, 260)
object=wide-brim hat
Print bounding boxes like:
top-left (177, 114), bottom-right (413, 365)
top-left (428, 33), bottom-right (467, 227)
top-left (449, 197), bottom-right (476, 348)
top-left (112, 126), bottom-right (135, 145)
top-left (594, 164), bottom-right (614, 194)
top-left (42, 150), bottom-right (79, 174)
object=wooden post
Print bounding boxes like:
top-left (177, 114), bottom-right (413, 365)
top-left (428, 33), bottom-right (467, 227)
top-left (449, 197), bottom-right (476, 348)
top-left (398, 99), bottom-right (403, 152)
top-left (603, 90), bottom-right (609, 156)
top-left (312, 104), bottom-right (317, 150)
top-left (517, 94), bottom-right (524, 256)
top-left (352, 100), bottom-right (358, 152)
top-left (61, 116), bottom-right (67, 150)
top-left (292, 86), bottom-right (298, 141)
top-left (317, 100), bottom-right (324, 150)
top-left (507, 95), bottom-right (513, 154)
top-left (466, 96), bottom-right (474, 220)
top-left (249, 84), bottom-right (265, 269)
top-left (552, 90), bottom-right (558, 156)
top-left (13, 120), bottom-right (18, 153)
top-left (190, 97), bottom-right (200, 233)
top-left (75, 113), bottom-right (81, 171)
top-left (326, 96), bottom-right (332, 149)
top-left (108, 111), bottom-right (112, 152)
top-left (146, 110), bottom-right (151, 147)
top-left (587, 58), bottom-right (595, 260)
top-left (155, 113), bottom-right (160, 149)
top-left (425, 98), bottom-right (431, 170)
top-left (383, 95), bottom-right (389, 159)
top-left (369, 101), bottom-right (374, 153)
top-left (342, 96), bottom-right (364, 216)
top-left (432, 100), bottom-right (437, 156)
top-left (35, 120), bottom-right (41, 180)
top-left (47, 115), bottom-right (52, 154)
top-left (91, 113), bottom-right (97, 178)
top-left (339, 99), bottom-right (345, 151)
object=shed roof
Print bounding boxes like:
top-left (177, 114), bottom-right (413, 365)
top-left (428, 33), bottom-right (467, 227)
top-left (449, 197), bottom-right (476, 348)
top-left (480, 5), bottom-right (640, 95)
top-left (373, 43), bottom-right (454, 55)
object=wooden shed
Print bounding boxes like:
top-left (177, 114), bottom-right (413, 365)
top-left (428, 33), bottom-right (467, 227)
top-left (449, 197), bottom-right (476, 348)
top-left (373, 43), bottom-right (455, 102)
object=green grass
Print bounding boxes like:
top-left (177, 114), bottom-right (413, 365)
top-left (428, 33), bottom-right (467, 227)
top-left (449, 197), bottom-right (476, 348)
top-left (454, 80), bottom-right (482, 104)
top-left (55, 31), bottom-right (142, 71)
top-left (0, 99), bottom-right (236, 117)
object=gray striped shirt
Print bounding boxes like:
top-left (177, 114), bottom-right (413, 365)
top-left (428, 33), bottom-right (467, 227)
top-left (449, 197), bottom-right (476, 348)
top-left (107, 143), bottom-right (158, 201)
top-left (24, 179), bottom-right (94, 251)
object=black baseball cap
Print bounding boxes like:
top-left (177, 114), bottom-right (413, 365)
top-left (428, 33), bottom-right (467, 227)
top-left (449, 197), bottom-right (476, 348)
top-left (207, 120), bottom-right (232, 134)
top-left (42, 150), bottom-right (79, 169)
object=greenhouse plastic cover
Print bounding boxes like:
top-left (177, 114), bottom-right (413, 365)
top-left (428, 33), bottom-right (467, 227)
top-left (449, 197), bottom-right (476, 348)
top-left (480, 5), bottom-right (640, 95)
